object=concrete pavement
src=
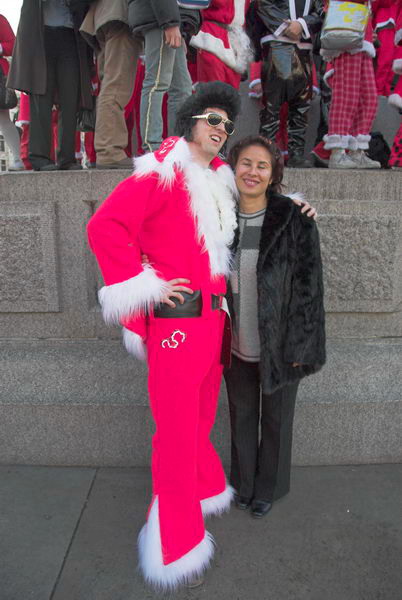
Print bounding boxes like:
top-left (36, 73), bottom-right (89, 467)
top-left (1, 464), bottom-right (401, 600)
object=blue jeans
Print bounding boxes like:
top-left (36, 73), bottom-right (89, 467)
top-left (140, 28), bottom-right (192, 152)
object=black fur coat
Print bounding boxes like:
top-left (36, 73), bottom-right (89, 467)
top-left (228, 190), bottom-right (326, 394)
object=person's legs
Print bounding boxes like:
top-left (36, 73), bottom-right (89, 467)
top-left (29, 27), bottom-right (57, 170)
top-left (286, 48), bottom-right (312, 165)
top-left (375, 28), bottom-right (395, 96)
top-left (55, 28), bottom-right (80, 168)
top-left (254, 381), bottom-right (299, 502)
top-left (140, 312), bottom-right (224, 588)
top-left (166, 43), bottom-right (192, 136)
top-left (259, 42), bottom-right (289, 141)
top-left (140, 28), bottom-right (177, 153)
top-left (0, 110), bottom-right (23, 169)
top-left (95, 22), bottom-right (141, 165)
top-left (224, 354), bottom-right (261, 501)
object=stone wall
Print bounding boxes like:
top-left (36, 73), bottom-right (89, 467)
top-left (0, 167), bottom-right (401, 466)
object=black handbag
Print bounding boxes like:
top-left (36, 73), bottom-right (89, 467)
top-left (0, 69), bottom-right (17, 110)
top-left (77, 104), bottom-right (96, 132)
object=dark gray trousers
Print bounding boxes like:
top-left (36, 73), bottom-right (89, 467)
top-left (29, 26), bottom-right (80, 169)
top-left (224, 354), bottom-right (299, 502)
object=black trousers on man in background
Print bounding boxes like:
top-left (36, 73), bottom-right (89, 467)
top-left (29, 26), bottom-right (80, 170)
top-left (260, 41), bottom-right (312, 164)
top-left (224, 354), bottom-right (299, 503)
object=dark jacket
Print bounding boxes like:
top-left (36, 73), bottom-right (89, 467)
top-left (128, 0), bottom-right (200, 40)
top-left (7, 0), bottom-right (93, 109)
top-left (228, 191), bottom-right (326, 394)
top-left (256, 0), bottom-right (324, 36)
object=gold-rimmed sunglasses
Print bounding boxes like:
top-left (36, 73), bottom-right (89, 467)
top-left (191, 112), bottom-right (235, 136)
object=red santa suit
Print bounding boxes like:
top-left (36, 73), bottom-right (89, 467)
top-left (388, 0), bottom-right (402, 110)
top-left (372, 0), bottom-right (398, 96)
top-left (87, 136), bottom-right (237, 588)
top-left (190, 0), bottom-right (252, 88)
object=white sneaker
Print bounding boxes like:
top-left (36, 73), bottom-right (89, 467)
top-left (348, 150), bottom-right (381, 169)
top-left (8, 159), bottom-right (24, 171)
top-left (328, 149), bottom-right (356, 169)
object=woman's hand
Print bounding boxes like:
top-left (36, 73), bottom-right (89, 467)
top-left (162, 279), bottom-right (194, 308)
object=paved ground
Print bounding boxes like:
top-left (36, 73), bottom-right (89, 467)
top-left (1, 464), bottom-right (401, 600)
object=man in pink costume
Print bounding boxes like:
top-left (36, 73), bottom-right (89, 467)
top-left (190, 0), bottom-right (252, 88)
top-left (87, 81), bottom-right (240, 589)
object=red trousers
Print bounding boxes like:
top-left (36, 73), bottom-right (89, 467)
top-left (375, 28), bottom-right (396, 96)
top-left (138, 306), bottom-right (230, 588)
top-left (197, 49), bottom-right (241, 89)
top-left (327, 52), bottom-right (378, 141)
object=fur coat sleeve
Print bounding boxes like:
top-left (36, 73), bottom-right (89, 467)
top-left (257, 193), bottom-right (326, 394)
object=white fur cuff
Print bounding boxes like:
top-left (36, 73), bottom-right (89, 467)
top-left (201, 485), bottom-right (234, 518)
top-left (138, 497), bottom-right (215, 590)
top-left (388, 94), bottom-right (402, 110)
top-left (356, 134), bottom-right (371, 150)
top-left (323, 134), bottom-right (350, 150)
top-left (393, 59), bottom-right (402, 75)
top-left (122, 328), bottom-right (146, 360)
top-left (98, 264), bottom-right (169, 325)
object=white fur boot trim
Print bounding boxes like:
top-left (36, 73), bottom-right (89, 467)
top-left (323, 134), bottom-right (350, 150)
top-left (201, 484), bottom-right (234, 518)
top-left (138, 497), bottom-right (215, 590)
top-left (393, 59), bottom-right (402, 75)
top-left (348, 136), bottom-right (358, 151)
top-left (356, 134), bottom-right (371, 150)
top-left (122, 328), bottom-right (146, 360)
top-left (98, 264), bottom-right (169, 325)
top-left (388, 94), bottom-right (402, 110)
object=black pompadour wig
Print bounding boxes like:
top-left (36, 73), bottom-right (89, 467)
top-left (174, 81), bottom-right (241, 141)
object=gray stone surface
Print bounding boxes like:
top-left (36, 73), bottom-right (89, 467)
top-left (0, 465), bottom-right (95, 600)
top-left (0, 201), bottom-right (59, 312)
top-left (0, 338), bottom-right (400, 466)
top-left (7, 464), bottom-right (397, 600)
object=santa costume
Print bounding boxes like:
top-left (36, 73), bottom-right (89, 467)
top-left (87, 82), bottom-right (240, 589)
top-left (388, 0), bottom-right (402, 110)
top-left (190, 0), bottom-right (252, 88)
top-left (372, 0), bottom-right (398, 96)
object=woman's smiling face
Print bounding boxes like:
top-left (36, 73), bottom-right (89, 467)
top-left (235, 144), bottom-right (273, 198)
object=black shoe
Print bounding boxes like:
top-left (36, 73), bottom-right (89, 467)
top-left (234, 494), bottom-right (252, 510)
top-left (251, 500), bottom-right (272, 518)
top-left (59, 162), bottom-right (83, 171)
top-left (37, 163), bottom-right (58, 172)
top-left (287, 155), bottom-right (313, 168)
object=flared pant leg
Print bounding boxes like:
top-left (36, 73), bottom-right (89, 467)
top-left (139, 311), bottom-right (228, 589)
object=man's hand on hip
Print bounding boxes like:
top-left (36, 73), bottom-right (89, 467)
top-left (164, 26), bottom-right (182, 48)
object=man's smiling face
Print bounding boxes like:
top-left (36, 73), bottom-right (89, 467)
top-left (190, 107), bottom-right (229, 161)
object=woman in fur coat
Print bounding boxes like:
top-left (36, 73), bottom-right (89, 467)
top-left (224, 135), bottom-right (326, 518)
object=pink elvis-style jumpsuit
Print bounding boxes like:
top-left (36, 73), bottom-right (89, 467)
top-left (87, 136), bottom-right (236, 589)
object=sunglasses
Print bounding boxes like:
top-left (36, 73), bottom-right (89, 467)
top-left (192, 112), bottom-right (235, 136)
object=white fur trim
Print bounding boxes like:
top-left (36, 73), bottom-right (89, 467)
top-left (122, 328), bottom-right (146, 360)
top-left (201, 485), bottom-right (234, 517)
top-left (134, 139), bottom-right (238, 278)
top-left (232, 0), bottom-right (247, 27)
top-left (323, 134), bottom-right (351, 150)
top-left (323, 67), bottom-right (334, 82)
top-left (98, 264), bottom-right (169, 325)
top-left (138, 497), bottom-right (215, 590)
top-left (348, 136), bottom-right (358, 151)
top-left (375, 18), bottom-right (395, 31)
top-left (355, 134), bottom-right (371, 150)
top-left (393, 59), bottom-right (402, 75)
top-left (296, 17), bottom-right (311, 40)
top-left (388, 93), bottom-right (402, 110)
top-left (191, 28), bottom-right (252, 73)
top-left (395, 29), bottom-right (402, 45)
top-left (320, 40), bottom-right (375, 60)
top-left (249, 78), bottom-right (261, 89)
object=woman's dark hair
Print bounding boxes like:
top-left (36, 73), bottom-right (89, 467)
top-left (227, 135), bottom-right (285, 194)
top-left (175, 81), bottom-right (241, 141)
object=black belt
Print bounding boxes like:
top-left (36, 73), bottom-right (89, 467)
top-left (153, 291), bottom-right (223, 318)
top-left (205, 19), bottom-right (230, 31)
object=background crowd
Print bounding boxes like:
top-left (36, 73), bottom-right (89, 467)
top-left (0, 0), bottom-right (401, 172)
